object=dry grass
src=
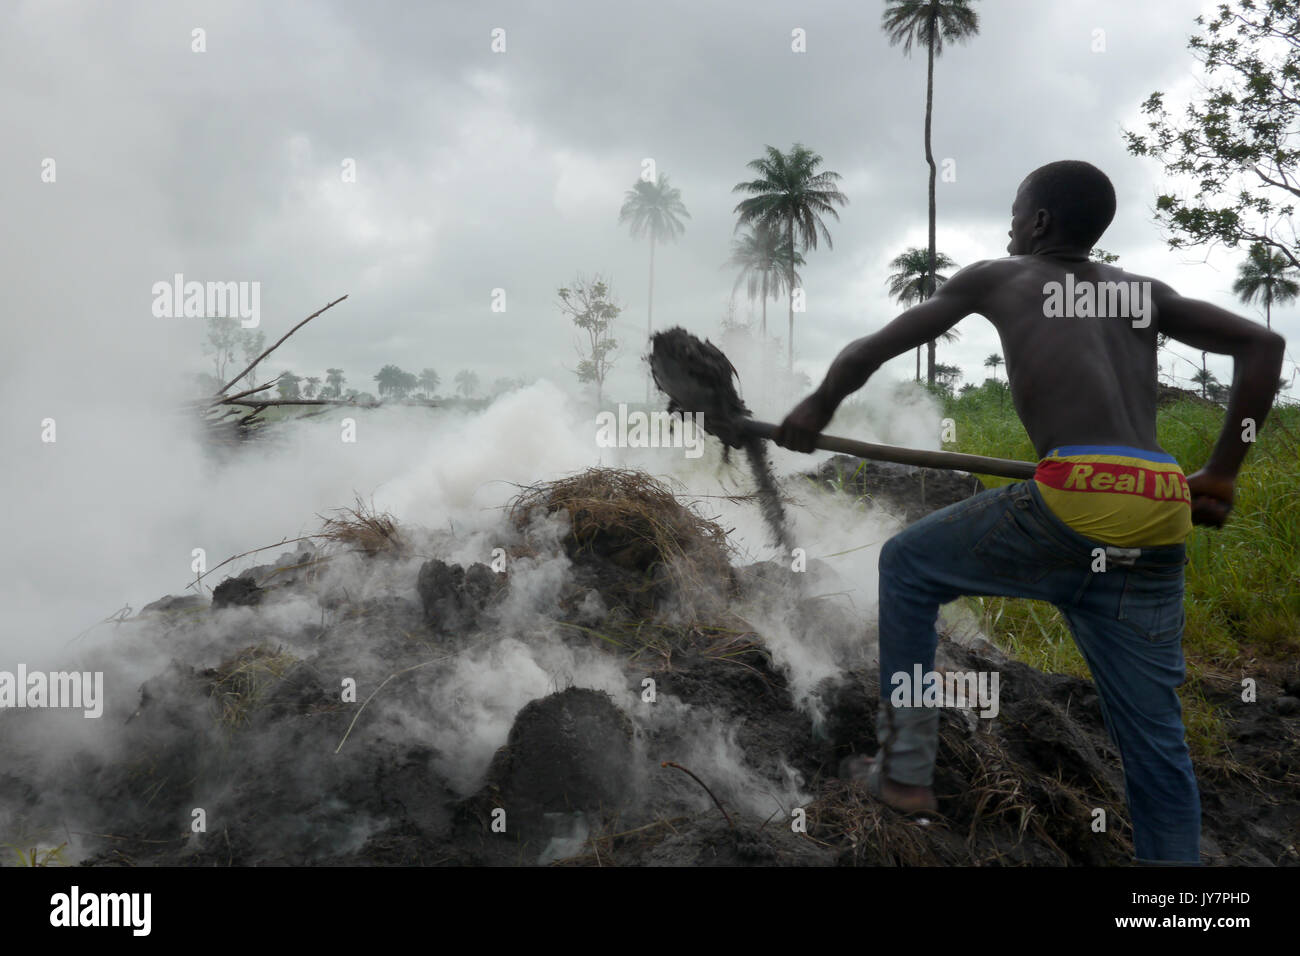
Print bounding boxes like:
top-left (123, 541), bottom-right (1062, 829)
top-left (808, 710), bottom-right (1134, 866)
top-left (208, 644), bottom-right (298, 728)
top-left (806, 780), bottom-right (962, 866)
top-left (548, 815), bottom-right (689, 867)
top-left (317, 495), bottom-right (407, 557)
top-left (508, 468), bottom-right (733, 619)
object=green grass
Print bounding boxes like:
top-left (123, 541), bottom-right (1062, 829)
top-left (935, 383), bottom-right (1300, 756)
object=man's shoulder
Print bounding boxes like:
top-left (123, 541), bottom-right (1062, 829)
top-left (953, 257), bottom-right (1015, 279)
top-left (942, 257), bottom-right (1019, 299)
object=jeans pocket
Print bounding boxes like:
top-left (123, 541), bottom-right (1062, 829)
top-left (1117, 567), bottom-right (1185, 643)
top-left (972, 508), bottom-right (1076, 585)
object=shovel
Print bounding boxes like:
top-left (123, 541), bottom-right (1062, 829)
top-left (648, 327), bottom-right (1037, 481)
top-left (740, 419), bottom-right (1035, 479)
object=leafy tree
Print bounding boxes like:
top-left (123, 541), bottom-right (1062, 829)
top-left (1232, 242), bottom-right (1299, 329)
top-left (374, 365), bottom-right (417, 399)
top-left (733, 143), bottom-right (848, 372)
top-left (727, 223), bottom-right (804, 340)
top-left (239, 328), bottom-right (266, 389)
top-left (886, 247), bottom-right (961, 379)
top-left (1125, 1), bottom-right (1300, 270)
top-left (1090, 247), bottom-right (1120, 263)
top-left (619, 174), bottom-right (690, 400)
top-left (558, 275), bottom-right (621, 403)
top-left (490, 377), bottom-right (525, 398)
top-left (303, 376), bottom-right (321, 399)
top-left (882, 0), bottom-right (981, 385)
top-left (418, 368), bottom-right (441, 397)
top-left (278, 371), bottom-right (302, 400)
top-left (202, 317), bottom-right (241, 385)
top-left (454, 369), bottom-right (480, 398)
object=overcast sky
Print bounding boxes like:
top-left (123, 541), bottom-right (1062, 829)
top-left (5, 0), bottom-right (1297, 406)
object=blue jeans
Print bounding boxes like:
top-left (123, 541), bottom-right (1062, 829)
top-left (875, 479), bottom-right (1199, 864)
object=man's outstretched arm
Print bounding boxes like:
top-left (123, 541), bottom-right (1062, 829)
top-left (1152, 280), bottom-right (1286, 526)
top-left (773, 261), bottom-right (988, 452)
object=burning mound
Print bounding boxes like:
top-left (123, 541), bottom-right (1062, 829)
top-left (0, 465), bottom-right (1294, 868)
top-left (509, 468), bottom-right (733, 619)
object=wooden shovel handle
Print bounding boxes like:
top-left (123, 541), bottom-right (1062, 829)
top-left (743, 420), bottom-right (1037, 480)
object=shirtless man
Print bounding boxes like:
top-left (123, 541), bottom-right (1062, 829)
top-left (773, 160), bottom-right (1286, 865)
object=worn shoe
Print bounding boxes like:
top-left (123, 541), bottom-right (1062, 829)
top-left (838, 753), bottom-right (939, 814)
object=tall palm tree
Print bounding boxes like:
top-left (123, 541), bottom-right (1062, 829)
top-left (983, 353), bottom-right (1003, 382)
top-left (733, 143), bottom-right (849, 372)
top-left (1232, 242), bottom-right (1299, 330)
top-left (619, 174), bottom-right (690, 401)
top-left (882, 0), bottom-right (981, 385)
top-left (886, 247), bottom-right (960, 380)
top-left (726, 223), bottom-right (805, 340)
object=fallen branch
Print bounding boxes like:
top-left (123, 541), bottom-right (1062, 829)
top-left (216, 398), bottom-right (441, 409)
top-left (210, 377), bottom-right (280, 408)
top-left (218, 294), bottom-right (348, 395)
top-left (220, 398), bottom-right (383, 409)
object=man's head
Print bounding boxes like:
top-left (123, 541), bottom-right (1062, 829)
top-left (1007, 160), bottom-right (1116, 256)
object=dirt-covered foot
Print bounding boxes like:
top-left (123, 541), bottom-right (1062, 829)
top-left (839, 754), bottom-right (939, 814)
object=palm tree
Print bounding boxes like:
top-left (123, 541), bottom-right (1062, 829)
top-left (303, 376), bottom-right (321, 399)
top-left (1232, 242), bottom-right (1299, 330)
top-left (454, 369), bottom-right (480, 399)
top-left (886, 247), bottom-right (961, 380)
top-left (619, 174), bottom-right (690, 401)
top-left (983, 353), bottom-right (1003, 382)
top-left (882, 0), bottom-right (981, 385)
top-left (726, 223), bottom-right (805, 340)
top-left (1190, 367), bottom-right (1219, 400)
top-left (418, 368), bottom-right (440, 397)
top-left (733, 143), bottom-right (849, 372)
top-left (324, 368), bottom-right (345, 398)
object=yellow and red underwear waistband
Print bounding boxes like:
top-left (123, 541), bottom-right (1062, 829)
top-left (1032, 444), bottom-right (1192, 547)
top-left (1034, 445), bottom-right (1190, 502)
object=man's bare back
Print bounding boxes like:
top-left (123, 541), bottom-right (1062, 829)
top-left (934, 255), bottom-right (1163, 457)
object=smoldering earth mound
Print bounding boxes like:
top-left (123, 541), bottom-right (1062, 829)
top-left (0, 466), bottom-right (1295, 867)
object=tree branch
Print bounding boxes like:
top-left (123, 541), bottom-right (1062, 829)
top-left (218, 294), bottom-right (348, 394)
